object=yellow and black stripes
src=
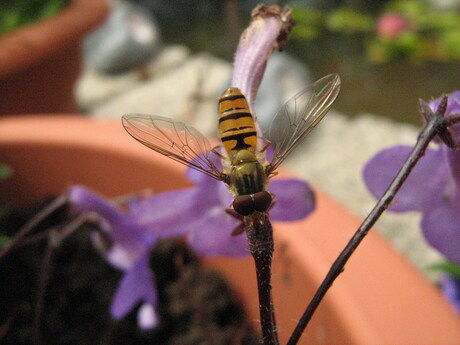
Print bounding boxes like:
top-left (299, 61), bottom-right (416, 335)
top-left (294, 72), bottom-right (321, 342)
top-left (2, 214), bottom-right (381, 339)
top-left (218, 87), bottom-right (258, 157)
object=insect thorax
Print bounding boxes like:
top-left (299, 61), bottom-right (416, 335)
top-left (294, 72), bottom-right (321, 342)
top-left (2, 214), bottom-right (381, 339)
top-left (228, 151), bottom-right (267, 195)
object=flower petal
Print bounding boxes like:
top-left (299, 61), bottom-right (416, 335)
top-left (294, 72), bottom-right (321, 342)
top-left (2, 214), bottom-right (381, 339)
top-left (130, 183), bottom-right (221, 238)
top-left (232, 15), bottom-right (281, 110)
top-left (441, 274), bottom-right (460, 314)
top-left (130, 188), bottom-right (199, 235)
top-left (363, 146), bottom-right (447, 212)
top-left (421, 202), bottom-right (460, 265)
top-left (269, 179), bottom-right (315, 221)
top-left (138, 303), bottom-right (159, 329)
top-left (110, 251), bottom-right (157, 322)
top-left (68, 185), bottom-right (125, 224)
top-left (187, 206), bottom-right (247, 257)
top-left (430, 91), bottom-right (460, 117)
top-left (91, 231), bottom-right (137, 270)
top-left (429, 91), bottom-right (460, 144)
top-left (69, 185), bottom-right (149, 259)
top-left (443, 146), bottom-right (460, 189)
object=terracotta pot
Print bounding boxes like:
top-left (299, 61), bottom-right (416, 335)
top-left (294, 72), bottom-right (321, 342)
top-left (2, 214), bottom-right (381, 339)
top-left (0, 115), bottom-right (459, 344)
top-left (0, 0), bottom-right (110, 116)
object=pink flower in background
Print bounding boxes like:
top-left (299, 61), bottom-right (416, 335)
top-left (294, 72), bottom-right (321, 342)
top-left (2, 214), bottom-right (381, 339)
top-left (376, 12), bottom-right (411, 39)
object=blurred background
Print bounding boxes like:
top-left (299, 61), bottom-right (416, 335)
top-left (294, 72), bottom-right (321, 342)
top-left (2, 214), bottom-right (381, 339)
top-left (79, 0), bottom-right (460, 124)
top-left (1, 2), bottom-right (460, 344)
top-left (1, 0), bottom-right (460, 281)
top-left (128, 0), bottom-right (460, 125)
top-left (1, 0), bottom-right (459, 123)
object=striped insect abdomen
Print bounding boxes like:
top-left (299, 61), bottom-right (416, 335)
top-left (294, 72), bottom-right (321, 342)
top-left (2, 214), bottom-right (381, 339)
top-left (218, 87), bottom-right (258, 157)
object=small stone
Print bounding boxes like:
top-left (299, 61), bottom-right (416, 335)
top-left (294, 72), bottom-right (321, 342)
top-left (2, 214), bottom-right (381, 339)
top-left (76, 45), bottom-right (190, 112)
top-left (91, 53), bottom-right (232, 137)
top-left (84, 1), bottom-right (161, 74)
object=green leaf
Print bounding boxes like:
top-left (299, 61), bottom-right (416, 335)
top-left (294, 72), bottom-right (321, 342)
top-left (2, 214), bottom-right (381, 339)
top-left (429, 261), bottom-right (460, 278)
top-left (0, 0), bottom-right (69, 34)
top-left (291, 6), bottom-right (324, 42)
top-left (437, 28), bottom-right (460, 60)
top-left (325, 7), bottom-right (374, 34)
top-left (366, 31), bottom-right (425, 64)
top-left (385, 0), bottom-right (427, 22)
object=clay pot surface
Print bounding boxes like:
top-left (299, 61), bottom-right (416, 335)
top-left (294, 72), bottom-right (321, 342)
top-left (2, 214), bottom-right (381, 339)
top-left (0, 115), bottom-right (459, 344)
top-left (0, 0), bottom-right (110, 115)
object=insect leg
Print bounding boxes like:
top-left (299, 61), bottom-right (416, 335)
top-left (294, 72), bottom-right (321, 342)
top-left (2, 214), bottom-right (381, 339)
top-left (267, 193), bottom-right (276, 212)
top-left (225, 208), bottom-right (245, 236)
top-left (257, 137), bottom-right (272, 153)
top-left (265, 166), bottom-right (279, 178)
top-left (211, 146), bottom-right (226, 160)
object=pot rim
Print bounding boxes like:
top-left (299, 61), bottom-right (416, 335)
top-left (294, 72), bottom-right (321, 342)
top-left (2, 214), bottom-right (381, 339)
top-left (0, 0), bottom-right (110, 76)
top-left (1, 114), bottom-right (459, 344)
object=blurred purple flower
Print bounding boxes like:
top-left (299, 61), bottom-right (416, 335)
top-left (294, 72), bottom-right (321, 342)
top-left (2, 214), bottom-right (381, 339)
top-left (69, 5), bottom-right (308, 330)
top-left (363, 92), bottom-right (460, 311)
top-left (363, 91), bottom-right (460, 265)
top-left (68, 158), bottom-right (314, 328)
top-left (232, 4), bottom-right (294, 112)
top-left (69, 186), bottom-right (160, 329)
top-left (441, 274), bottom-right (460, 313)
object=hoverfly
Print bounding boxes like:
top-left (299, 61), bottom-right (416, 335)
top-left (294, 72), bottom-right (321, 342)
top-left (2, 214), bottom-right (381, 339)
top-left (122, 74), bottom-right (341, 217)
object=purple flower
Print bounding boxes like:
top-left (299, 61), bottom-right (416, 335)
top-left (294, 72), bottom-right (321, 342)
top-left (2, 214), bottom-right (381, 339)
top-left (363, 91), bottom-right (460, 265)
top-left (69, 5), bottom-right (312, 330)
top-left (441, 274), bottom-right (460, 313)
top-left (68, 159), bottom-right (314, 328)
top-left (232, 5), bottom-right (294, 112)
top-left (363, 92), bottom-right (460, 313)
top-left (69, 186), bottom-right (160, 329)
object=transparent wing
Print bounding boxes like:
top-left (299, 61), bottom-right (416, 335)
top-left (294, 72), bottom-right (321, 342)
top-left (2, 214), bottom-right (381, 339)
top-left (267, 74), bottom-right (341, 174)
top-left (122, 114), bottom-right (223, 181)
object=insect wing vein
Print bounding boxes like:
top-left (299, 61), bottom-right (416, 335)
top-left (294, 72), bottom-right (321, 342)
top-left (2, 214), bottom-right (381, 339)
top-left (122, 114), bottom-right (222, 180)
top-left (267, 74), bottom-right (341, 173)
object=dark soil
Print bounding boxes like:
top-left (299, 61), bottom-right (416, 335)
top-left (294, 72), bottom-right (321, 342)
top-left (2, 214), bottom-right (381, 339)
top-left (0, 199), bottom-right (260, 345)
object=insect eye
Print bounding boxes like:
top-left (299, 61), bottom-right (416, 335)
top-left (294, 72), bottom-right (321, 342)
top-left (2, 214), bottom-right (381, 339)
top-left (233, 195), bottom-right (254, 216)
top-left (253, 191), bottom-right (272, 213)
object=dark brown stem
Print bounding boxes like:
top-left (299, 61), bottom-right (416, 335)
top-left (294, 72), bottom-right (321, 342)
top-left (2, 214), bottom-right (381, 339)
top-left (245, 213), bottom-right (279, 345)
top-left (32, 232), bottom-right (56, 345)
top-left (0, 195), bottom-right (67, 261)
top-left (32, 214), bottom-right (92, 345)
top-left (287, 110), bottom-right (445, 345)
top-left (445, 113), bottom-right (460, 127)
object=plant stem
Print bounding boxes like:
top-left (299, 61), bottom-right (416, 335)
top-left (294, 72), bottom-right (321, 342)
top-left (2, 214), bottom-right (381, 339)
top-left (32, 214), bottom-right (91, 345)
top-left (0, 195), bottom-right (67, 261)
top-left (245, 213), bottom-right (279, 345)
top-left (287, 111), bottom-right (445, 345)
